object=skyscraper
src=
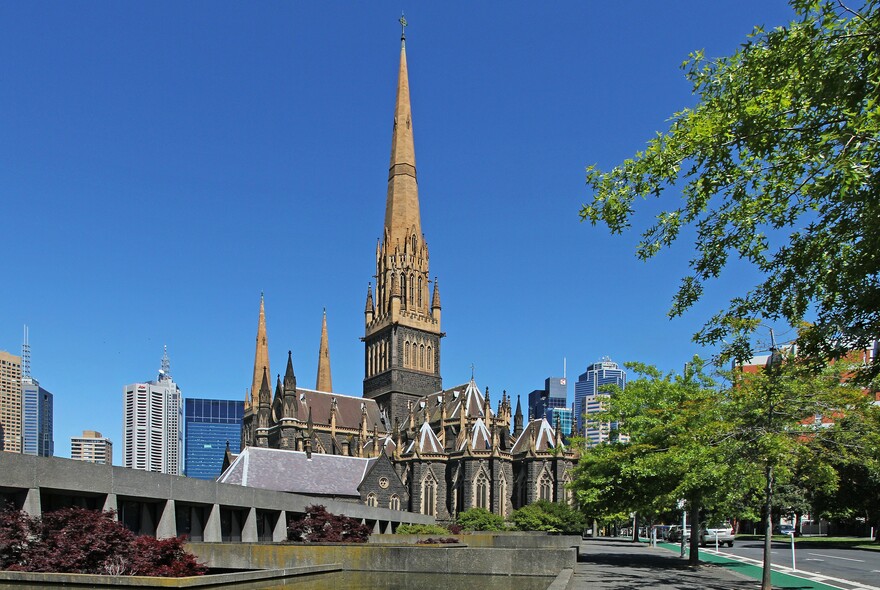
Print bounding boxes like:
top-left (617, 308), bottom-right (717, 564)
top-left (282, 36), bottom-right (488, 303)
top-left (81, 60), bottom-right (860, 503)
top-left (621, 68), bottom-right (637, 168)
top-left (122, 347), bottom-right (183, 475)
top-left (0, 350), bottom-right (22, 453)
top-left (185, 398), bottom-right (243, 480)
top-left (71, 430), bottom-right (113, 464)
top-left (527, 377), bottom-right (568, 422)
top-left (574, 358), bottom-right (626, 444)
top-left (20, 327), bottom-right (53, 457)
top-left (21, 380), bottom-right (53, 456)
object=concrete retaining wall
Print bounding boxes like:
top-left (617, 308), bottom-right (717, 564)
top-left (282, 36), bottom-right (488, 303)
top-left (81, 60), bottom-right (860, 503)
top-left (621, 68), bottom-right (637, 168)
top-left (188, 542), bottom-right (576, 577)
top-left (369, 532), bottom-right (582, 549)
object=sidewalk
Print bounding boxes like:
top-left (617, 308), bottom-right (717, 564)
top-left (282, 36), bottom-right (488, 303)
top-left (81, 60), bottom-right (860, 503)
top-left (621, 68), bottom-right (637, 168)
top-left (567, 538), bottom-right (848, 590)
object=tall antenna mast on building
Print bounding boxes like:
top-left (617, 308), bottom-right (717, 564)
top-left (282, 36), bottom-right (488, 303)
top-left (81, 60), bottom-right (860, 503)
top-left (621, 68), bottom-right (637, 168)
top-left (563, 357), bottom-right (566, 380)
top-left (160, 345), bottom-right (171, 379)
top-left (21, 325), bottom-right (31, 379)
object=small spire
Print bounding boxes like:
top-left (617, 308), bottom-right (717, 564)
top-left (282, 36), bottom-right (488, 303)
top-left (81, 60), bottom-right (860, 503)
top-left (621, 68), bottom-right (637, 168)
top-left (431, 277), bottom-right (441, 310)
top-left (316, 309), bottom-right (333, 392)
top-left (284, 350), bottom-right (296, 388)
top-left (258, 367), bottom-right (271, 408)
top-left (365, 283), bottom-right (374, 314)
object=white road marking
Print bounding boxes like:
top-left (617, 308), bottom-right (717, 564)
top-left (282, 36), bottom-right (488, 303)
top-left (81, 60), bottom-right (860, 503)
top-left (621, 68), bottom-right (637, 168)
top-left (807, 553), bottom-right (865, 563)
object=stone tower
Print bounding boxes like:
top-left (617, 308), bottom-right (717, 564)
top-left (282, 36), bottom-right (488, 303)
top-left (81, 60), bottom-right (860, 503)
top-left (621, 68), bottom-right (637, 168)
top-left (363, 27), bottom-right (443, 424)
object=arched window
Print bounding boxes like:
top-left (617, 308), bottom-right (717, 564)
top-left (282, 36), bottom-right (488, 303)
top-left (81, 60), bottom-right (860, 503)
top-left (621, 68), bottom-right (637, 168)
top-left (474, 472), bottom-right (490, 510)
top-left (409, 274), bottom-right (414, 305)
top-left (418, 276), bottom-right (423, 307)
top-left (390, 494), bottom-right (400, 511)
top-left (539, 472), bottom-right (553, 502)
top-left (427, 346), bottom-right (432, 372)
top-left (412, 343), bottom-right (418, 367)
top-left (366, 493), bottom-right (378, 507)
top-left (412, 234), bottom-right (417, 252)
top-left (422, 472), bottom-right (437, 516)
top-left (400, 274), bottom-right (406, 308)
top-left (419, 344), bottom-right (425, 369)
top-left (498, 477), bottom-right (507, 517)
top-left (404, 341), bottom-right (409, 367)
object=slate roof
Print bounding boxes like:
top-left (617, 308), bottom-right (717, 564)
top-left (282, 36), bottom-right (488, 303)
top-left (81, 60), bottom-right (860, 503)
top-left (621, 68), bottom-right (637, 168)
top-left (290, 388), bottom-right (387, 431)
top-left (417, 378), bottom-right (493, 423)
top-left (460, 417), bottom-right (492, 451)
top-left (405, 421), bottom-right (444, 455)
top-left (217, 446), bottom-right (377, 497)
top-left (511, 418), bottom-right (559, 455)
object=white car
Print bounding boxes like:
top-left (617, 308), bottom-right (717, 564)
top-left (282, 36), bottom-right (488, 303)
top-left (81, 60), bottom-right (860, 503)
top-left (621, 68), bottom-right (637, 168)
top-left (700, 523), bottom-right (735, 547)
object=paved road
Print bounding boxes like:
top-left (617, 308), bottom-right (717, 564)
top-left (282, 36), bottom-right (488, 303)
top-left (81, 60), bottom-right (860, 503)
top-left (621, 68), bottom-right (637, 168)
top-left (570, 538), bottom-right (875, 590)
top-left (706, 539), bottom-right (880, 589)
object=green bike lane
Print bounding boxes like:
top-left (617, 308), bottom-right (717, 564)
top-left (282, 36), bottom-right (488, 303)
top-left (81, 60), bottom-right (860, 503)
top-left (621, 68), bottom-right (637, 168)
top-left (653, 541), bottom-right (872, 590)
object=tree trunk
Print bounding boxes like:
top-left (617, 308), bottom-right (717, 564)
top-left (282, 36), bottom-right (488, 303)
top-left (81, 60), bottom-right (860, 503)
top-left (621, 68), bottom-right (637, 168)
top-left (689, 501), bottom-right (700, 565)
top-left (762, 462), bottom-right (774, 590)
top-left (632, 513), bottom-right (639, 543)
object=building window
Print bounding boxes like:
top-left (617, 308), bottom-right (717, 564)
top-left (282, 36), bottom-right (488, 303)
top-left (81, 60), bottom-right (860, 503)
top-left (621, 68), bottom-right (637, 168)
top-left (390, 494), bottom-right (400, 510)
top-left (427, 346), bottom-right (432, 372)
top-left (422, 472), bottom-right (437, 517)
top-left (367, 493), bottom-right (378, 507)
top-left (538, 473), bottom-right (553, 502)
top-left (498, 477), bottom-right (507, 517)
top-left (418, 276), bottom-right (423, 307)
top-left (474, 473), bottom-right (489, 510)
top-left (404, 342), bottom-right (409, 367)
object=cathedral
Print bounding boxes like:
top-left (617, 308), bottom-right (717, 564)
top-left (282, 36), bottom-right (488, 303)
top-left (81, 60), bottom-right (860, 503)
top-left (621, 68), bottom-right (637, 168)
top-left (229, 26), bottom-right (576, 521)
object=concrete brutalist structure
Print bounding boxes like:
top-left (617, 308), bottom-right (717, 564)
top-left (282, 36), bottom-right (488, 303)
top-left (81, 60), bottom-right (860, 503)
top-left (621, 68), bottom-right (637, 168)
top-left (0, 452), bottom-right (433, 542)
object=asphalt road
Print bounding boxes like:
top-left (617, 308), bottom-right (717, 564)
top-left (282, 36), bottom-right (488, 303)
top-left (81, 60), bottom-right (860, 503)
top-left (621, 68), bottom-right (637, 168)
top-left (703, 539), bottom-right (880, 589)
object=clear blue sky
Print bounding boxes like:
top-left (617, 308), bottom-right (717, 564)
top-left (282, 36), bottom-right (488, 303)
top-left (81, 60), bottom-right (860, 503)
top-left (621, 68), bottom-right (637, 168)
top-left (1, 1), bottom-right (798, 461)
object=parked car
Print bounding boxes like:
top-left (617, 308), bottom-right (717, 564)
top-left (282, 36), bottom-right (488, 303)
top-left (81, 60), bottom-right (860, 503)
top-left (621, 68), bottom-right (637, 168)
top-left (773, 524), bottom-right (797, 536)
top-left (667, 525), bottom-right (691, 543)
top-left (700, 523), bottom-right (735, 547)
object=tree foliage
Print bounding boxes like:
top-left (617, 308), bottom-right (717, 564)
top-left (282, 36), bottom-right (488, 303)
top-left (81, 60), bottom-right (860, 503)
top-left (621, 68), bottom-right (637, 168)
top-left (287, 505), bottom-right (371, 543)
top-left (395, 523), bottom-right (450, 535)
top-left (0, 507), bottom-right (205, 576)
top-left (455, 507), bottom-right (506, 531)
top-left (581, 0), bottom-right (880, 379)
top-left (509, 500), bottom-right (586, 534)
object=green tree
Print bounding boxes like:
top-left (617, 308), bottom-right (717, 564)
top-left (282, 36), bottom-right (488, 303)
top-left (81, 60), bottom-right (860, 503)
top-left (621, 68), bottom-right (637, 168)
top-left (724, 352), bottom-right (867, 587)
top-left (570, 359), bottom-right (738, 564)
top-left (580, 0), bottom-right (880, 380)
top-left (456, 507), bottom-right (505, 532)
top-left (508, 501), bottom-right (586, 535)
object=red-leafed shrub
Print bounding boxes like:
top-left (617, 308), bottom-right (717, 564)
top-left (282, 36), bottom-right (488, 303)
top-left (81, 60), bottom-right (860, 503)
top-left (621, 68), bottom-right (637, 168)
top-left (128, 536), bottom-right (206, 577)
top-left (0, 506), bottom-right (205, 577)
top-left (287, 505), bottom-right (371, 543)
top-left (0, 505), bottom-right (30, 570)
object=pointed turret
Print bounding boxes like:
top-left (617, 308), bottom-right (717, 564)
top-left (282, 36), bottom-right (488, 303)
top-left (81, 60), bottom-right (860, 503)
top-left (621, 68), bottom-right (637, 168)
top-left (250, 293), bottom-right (270, 405)
top-left (282, 350), bottom-right (297, 419)
top-left (364, 283), bottom-right (375, 324)
top-left (513, 395), bottom-right (524, 438)
top-left (316, 309), bottom-right (333, 392)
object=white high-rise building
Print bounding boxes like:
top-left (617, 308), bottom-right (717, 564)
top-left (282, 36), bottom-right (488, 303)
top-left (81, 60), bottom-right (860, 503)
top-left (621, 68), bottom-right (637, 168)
top-left (574, 358), bottom-right (627, 446)
top-left (122, 347), bottom-right (183, 475)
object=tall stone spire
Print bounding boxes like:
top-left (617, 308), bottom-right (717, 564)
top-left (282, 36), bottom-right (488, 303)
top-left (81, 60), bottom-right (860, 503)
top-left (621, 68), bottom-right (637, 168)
top-left (316, 309), bottom-right (333, 392)
top-left (384, 28), bottom-right (421, 247)
top-left (250, 293), bottom-right (270, 405)
top-left (363, 20), bottom-right (443, 425)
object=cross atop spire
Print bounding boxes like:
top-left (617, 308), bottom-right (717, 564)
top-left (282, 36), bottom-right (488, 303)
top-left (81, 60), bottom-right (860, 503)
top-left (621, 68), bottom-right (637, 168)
top-left (399, 13), bottom-right (407, 42)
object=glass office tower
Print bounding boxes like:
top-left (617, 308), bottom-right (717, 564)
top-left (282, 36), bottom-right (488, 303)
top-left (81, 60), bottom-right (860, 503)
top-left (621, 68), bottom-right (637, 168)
top-left (184, 398), bottom-right (243, 480)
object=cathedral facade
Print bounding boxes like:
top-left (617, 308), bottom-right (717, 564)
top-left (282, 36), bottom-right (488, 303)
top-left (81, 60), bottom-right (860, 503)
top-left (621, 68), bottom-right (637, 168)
top-left (236, 29), bottom-right (576, 521)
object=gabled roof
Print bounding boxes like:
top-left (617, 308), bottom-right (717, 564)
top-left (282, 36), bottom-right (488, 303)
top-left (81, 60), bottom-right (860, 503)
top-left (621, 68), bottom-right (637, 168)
top-left (418, 378), bottom-right (493, 423)
top-left (460, 417), bottom-right (491, 451)
top-left (511, 418), bottom-right (559, 455)
top-left (288, 388), bottom-right (386, 432)
top-left (363, 433), bottom-right (396, 457)
top-left (405, 421), bottom-right (444, 455)
top-left (217, 446), bottom-right (377, 497)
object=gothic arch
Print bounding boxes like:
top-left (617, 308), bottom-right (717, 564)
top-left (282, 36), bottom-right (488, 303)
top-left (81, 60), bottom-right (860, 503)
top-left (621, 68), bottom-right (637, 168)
top-left (473, 468), bottom-right (490, 510)
top-left (422, 469), bottom-right (438, 517)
